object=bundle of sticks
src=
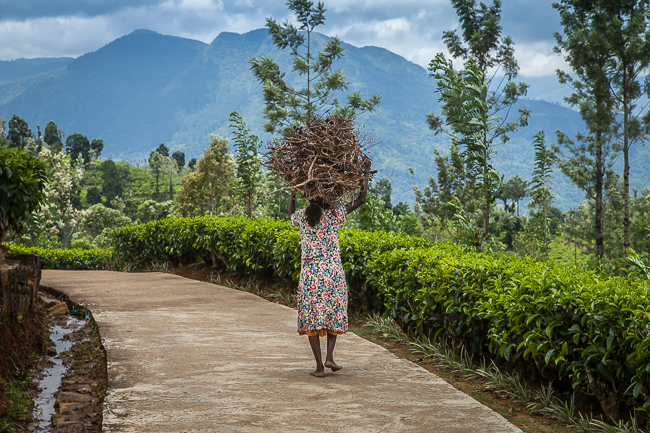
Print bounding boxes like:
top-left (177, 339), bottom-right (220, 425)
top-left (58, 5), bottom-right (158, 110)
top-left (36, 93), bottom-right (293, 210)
top-left (265, 114), bottom-right (374, 203)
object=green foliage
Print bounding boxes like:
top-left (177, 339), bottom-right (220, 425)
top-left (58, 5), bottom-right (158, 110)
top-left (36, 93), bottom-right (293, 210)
top-left (135, 199), bottom-right (176, 224)
top-left (90, 138), bottom-right (104, 160)
top-left (433, 0), bottom-right (529, 141)
top-left (0, 148), bottom-right (48, 245)
top-left (100, 160), bottom-right (124, 203)
top-left (428, 54), bottom-right (501, 247)
top-left (43, 120), bottom-right (61, 147)
top-left (229, 111), bottom-right (264, 218)
top-left (171, 150), bottom-right (185, 169)
top-left (0, 378), bottom-right (31, 431)
top-left (6, 114), bottom-right (33, 150)
top-left (65, 133), bottom-right (91, 165)
top-left (7, 244), bottom-right (115, 270)
top-left (110, 215), bottom-right (428, 310)
top-left (529, 131), bottom-right (556, 257)
top-left (108, 212), bottom-right (650, 421)
top-left (249, 0), bottom-right (380, 135)
top-left (176, 135), bottom-right (236, 217)
top-left (368, 244), bottom-right (650, 422)
top-left (498, 174), bottom-right (528, 215)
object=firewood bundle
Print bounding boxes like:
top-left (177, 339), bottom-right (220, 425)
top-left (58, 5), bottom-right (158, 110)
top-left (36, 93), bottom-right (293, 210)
top-left (264, 115), bottom-right (374, 203)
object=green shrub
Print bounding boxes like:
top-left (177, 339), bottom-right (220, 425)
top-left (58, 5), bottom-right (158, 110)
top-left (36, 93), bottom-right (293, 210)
top-left (7, 245), bottom-right (116, 270)
top-left (367, 246), bottom-right (650, 422)
top-left (109, 214), bottom-right (650, 421)
top-left (0, 148), bottom-right (48, 245)
top-left (340, 229), bottom-right (429, 310)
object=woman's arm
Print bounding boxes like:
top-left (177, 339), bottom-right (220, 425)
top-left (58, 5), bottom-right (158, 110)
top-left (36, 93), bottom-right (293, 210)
top-left (345, 158), bottom-right (372, 215)
top-left (288, 190), bottom-right (296, 219)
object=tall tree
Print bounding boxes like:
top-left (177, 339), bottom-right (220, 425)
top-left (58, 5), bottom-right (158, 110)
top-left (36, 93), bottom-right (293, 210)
top-left (65, 133), bottom-right (91, 165)
top-left (553, 0), bottom-right (621, 259)
top-left (100, 159), bottom-right (123, 204)
top-left (155, 143), bottom-right (169, 157)
top-left (415, 145), bottom-right (478, 226)
top-left (429, 0), bottom-right (530, 140)
top-left (172, 151), bottom-right (185, 170)
top-left (371, 177), bottom-right (393, 210)
top-left (428, 55), bottom-right (502, 249)
top-left (44, 121), bottom-right (61, 147)
top-left (229, 112), bottom-right (264, 218)
top-left (148, 152), bottom-right (165, 196)
top-left (38, 147), bottom-right (85, 247)
top-left (91, 138), bottom-right (104, 160)
top-left (7, 114), bottom-right (33, 149)
top-left (177, 135), bottom-right (236, 217)
top-left (166, 156), bottom-right (178, 202)
top-left (500, 174), bottom-right (528, 216)
top-left (250, 0), bottom-right (380, 136)
top-left (555, 0), bottom-right (650, 254)
top-left (529, 131), bottom-right (555, 258)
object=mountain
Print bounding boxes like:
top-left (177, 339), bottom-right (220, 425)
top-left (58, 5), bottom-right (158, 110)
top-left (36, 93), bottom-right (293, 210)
top-left (0, 29), bottom-right (648, 209)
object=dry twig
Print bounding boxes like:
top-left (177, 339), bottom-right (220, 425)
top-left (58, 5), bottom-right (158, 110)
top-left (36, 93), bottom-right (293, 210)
top-left (264, 115), bottom-right (374, 203)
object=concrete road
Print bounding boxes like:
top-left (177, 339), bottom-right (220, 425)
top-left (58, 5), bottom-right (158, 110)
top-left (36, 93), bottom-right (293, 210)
top-left (41, 270), bottom-right (521, 433)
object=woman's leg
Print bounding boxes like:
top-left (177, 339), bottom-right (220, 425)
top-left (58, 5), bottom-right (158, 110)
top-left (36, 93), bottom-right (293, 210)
top-left (324, 333), bottom-right (342, 371)
top-left (308, 335), bottom-right (325, 377)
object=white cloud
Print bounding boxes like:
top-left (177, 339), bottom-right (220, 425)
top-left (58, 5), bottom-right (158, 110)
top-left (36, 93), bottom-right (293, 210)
top-left (0, 0), bottom-right (565, 78)
top-left (161, 0), bottom-right (224, 12)
top-left (516, 41), bottom-right (567, 77)
top-left (0, 16), bottom-right (117, 60)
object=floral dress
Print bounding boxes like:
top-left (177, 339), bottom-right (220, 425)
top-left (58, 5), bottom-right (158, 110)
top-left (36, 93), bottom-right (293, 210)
top-left (291, 206), bottom-right (348, 337)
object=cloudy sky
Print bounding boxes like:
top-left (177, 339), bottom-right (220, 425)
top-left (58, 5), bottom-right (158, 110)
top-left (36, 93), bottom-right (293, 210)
top-left (0, 0), bottom-right (566, 78)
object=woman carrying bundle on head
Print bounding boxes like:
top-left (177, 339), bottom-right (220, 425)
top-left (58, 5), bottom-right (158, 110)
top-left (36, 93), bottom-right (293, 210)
top-left (288, 157), bottom-right (372, 378)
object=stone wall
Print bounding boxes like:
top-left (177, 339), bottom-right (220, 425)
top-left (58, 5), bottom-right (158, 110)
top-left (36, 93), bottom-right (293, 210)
top-left (0, 254), bottom-right (42, 318)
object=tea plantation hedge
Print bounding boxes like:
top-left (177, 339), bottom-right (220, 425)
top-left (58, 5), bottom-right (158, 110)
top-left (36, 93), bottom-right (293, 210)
top-left (368, 246), bottom-right (650, 421)
top-left (18, 215), bottom-right (649, 420)
top-left (7, 245), bottom-right (116, 270)
top-left (110, 216), bottom-right (428, 311)
top-left (111, 216), bottom-right (650, 420)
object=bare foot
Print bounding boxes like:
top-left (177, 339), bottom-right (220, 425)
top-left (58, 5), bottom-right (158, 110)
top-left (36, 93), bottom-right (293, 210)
top-left (324, 360), bottom-right (342, 372)
top-left (310, 370), bottom-right (325, 378)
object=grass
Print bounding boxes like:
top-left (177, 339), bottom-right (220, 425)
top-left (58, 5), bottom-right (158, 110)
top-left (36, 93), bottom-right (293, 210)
top-left (0, 377), bottom-right (33, 432)
top-left (354, 314), bottom-right (650, 433)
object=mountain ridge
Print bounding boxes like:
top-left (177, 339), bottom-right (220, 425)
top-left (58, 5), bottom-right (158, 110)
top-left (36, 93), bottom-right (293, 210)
top-left (0, 28), bottom-right (647, 208)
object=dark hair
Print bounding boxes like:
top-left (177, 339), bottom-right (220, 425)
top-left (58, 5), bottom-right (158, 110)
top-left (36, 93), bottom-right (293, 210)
top-left (305, 198), bottom-right (330, 228)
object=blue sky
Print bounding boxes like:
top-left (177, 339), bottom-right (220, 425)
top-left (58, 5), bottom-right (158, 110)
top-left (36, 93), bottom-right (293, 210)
top-left (0, 0), bottom-right (566, 77)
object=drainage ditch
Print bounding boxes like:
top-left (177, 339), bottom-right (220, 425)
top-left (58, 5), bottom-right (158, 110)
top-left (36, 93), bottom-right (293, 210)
top-left (30, 288), bottom-right (107, 433)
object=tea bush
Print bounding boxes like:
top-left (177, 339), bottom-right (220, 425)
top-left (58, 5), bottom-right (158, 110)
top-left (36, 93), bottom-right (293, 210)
top-left (367, 246), bottom-right (650, 422)
top-left (75, 214), bottom-right (650, 421)
top-left (110, 216), bottom-right (429, 310)
top-left (8, 244), bottom-right (116, 270)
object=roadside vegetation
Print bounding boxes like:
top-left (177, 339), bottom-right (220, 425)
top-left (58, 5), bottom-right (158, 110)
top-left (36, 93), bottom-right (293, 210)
top-left (2, 1), bottom-right (650, 432)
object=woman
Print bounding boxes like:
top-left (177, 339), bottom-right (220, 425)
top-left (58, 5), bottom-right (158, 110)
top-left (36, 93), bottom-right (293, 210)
top-left (288, 158), bottom-right (371, 377)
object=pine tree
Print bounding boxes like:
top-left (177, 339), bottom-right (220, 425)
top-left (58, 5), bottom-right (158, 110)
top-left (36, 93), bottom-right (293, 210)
top-left (250, 0), bottom-right (380, 136)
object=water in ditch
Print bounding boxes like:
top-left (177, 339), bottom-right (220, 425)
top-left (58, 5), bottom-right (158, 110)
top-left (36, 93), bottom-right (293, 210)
top-left (33, 316), bottom-right (86, 432)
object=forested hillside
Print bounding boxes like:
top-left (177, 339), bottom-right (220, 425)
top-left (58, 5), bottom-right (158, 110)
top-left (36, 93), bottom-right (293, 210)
top-left (2, 28), bottom-right (650, 208)
top-left (0, 28), bottom-right (620, 208)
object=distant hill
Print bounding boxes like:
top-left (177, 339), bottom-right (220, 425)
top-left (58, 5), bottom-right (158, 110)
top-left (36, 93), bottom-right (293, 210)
top-left (0, 57), bottom-right (73, 82)
top-left (0, 28), bottom-right (648, 209)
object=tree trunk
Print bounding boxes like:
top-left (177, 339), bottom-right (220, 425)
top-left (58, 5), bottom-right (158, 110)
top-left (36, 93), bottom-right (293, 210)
top-left (595, 130), bottom-right (604, 258)
top-left (623, 87), bottom-right (631, 253)
top-left (169, 168), bottom-right (173, 201)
